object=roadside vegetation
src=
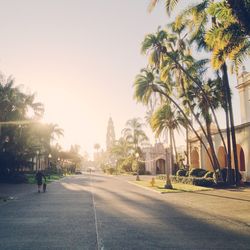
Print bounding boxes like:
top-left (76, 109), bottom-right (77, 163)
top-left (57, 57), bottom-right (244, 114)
top-left (133, 0), bottom-right (250, 186)
top-left (99, 1), bottom-right (250, 189)
top-left (0, 74), bottom-right (86, 184)
top-left (130, 179), bottom-right (213, 193)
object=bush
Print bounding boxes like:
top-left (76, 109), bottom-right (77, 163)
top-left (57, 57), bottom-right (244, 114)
top-left (204, 171), bottom-right (214, 179)
top-left (176, 169), bottom-right (187, 177)
top-left (0, 172), bottom-right (28, 184)
top-left (192, 177), bottom-right (214, 187)
top-left (220, 168), bottom-right (242, 184)
top-left (106, 167), bottom-right (115, 175)
top-left (189, 168), bottom-right (208, 177)
top-left (170, 175), bottom-right (215, 187)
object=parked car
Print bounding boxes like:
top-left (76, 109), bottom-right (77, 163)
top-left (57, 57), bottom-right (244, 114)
top-left (75, 171), bottom-right (83, 175)
top-left (87, 167), bottom-right (95, 172)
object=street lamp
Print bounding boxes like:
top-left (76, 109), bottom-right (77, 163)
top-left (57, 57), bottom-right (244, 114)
top-left (163, 143), bottom-right (173, 189)
top-left (48, 153), bottom-right (52, 169)
top-left (135, 152), bottom-right (140, 181)
top-left (36, 150), bottom-right (40, 171)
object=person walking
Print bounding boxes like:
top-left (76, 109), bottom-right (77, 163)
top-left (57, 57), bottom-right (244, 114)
top-left (35, 171), bottom-right (46, 193)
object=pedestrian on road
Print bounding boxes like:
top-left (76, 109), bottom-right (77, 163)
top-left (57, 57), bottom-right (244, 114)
top-left (35, 171), bottom-right (46, 193)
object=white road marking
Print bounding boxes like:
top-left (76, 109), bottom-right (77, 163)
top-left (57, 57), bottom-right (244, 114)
top-left (90, 175), bottom-right (104, 250)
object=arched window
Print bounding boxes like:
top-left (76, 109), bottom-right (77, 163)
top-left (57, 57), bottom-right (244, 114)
top-left (217, 146), bottom-right (227, 169)
top-left (156, 159), bottom-right (165, 174)
top-left (205, 147), bottom-right (213, 171)
top-left (232, 144), bottom-right (246, 171)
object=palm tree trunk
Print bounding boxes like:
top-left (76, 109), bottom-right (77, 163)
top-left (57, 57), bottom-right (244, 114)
top-left (179, 80), bottom-right (216, 154)
top-left (162, 47), bottom-right (228, 154)
top-left (223, 86), bottom-right (233, 184)
top-left (154, 87), bottom-right (215, 172)
top-left (205, 119), bottom-right (221, 179)
top-left (169, 129), bottom-right (173, 174)
top-left (186, 127), bottom-right (189, 168)
top-left (172, 129), bottom-right (178, 164)
top-left (222, 63), bottom-right (240, 185)
top-left (179, 79), bottom-right (220, 172)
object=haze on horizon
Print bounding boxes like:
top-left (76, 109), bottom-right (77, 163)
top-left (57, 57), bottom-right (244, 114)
top-left (0, 0), bottom-right (244, 158)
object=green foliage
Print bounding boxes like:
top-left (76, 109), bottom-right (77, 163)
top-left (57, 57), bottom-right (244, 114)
top-left (105, 167), bottom-right (115, 175)
top-left (204, 171), bottom-right (214, 178)
top-left (192, 177), bottom-right (215, 187)
top-left (176, 169), bottom-right (187, 176)
top-left (170, 175), bottom-right (215, 187)
top-left (0, 73), bottom-right (64, 177)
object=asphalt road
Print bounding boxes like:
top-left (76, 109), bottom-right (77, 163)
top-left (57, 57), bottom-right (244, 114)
top-left (0, 174), bottom-right (250, 250)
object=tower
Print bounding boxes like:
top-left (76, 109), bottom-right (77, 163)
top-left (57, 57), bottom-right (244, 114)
top-left (236, 69), bottom-right (250, 124)
top-left (106, 117), bottom-right (115, 151)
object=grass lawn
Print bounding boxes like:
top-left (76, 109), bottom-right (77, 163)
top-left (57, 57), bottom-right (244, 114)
top-left (130, 179), bottom-right (213, 193)
top-left (25, 173), bottom-right (63, 184)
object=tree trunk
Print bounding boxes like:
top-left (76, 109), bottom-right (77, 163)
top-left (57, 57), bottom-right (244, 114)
top-left (154, 87), bottom-right (215, 168)
top-left (223, 85), bottom-right (233, 184)
top-left (162, 47), bottom-right (228, 154)
top-left (205, 119), bottom-right (221, 181)
top-left (172, 129), bottom-right (178, 164)
top-left (169, 128), bottom-right (173, 176)
top-left (179, 79), bottom-right (220, 172)
top-left (186, 127), bottom-right (189, 168)
top-left (222, 63), bottom-right (240, 185)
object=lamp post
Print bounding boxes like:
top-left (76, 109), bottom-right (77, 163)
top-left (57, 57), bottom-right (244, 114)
top-left (135, 152), bottom-right (140, 181)
top-left (36, 150), bottom-right (40, 171)
top-left (57, 157), bottom-right (60, 174)
top-left (163, 143), bottom-right (173, 189)
top-left (48, 153), bottom-right (52, 170)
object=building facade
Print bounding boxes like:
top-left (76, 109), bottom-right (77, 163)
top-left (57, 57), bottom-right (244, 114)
top-left (143, 143), bottom-right (170, 175)
top-left (189, 70), bottom-right (250, 182)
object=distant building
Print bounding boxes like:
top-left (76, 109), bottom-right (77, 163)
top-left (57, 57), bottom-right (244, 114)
top-left (142, 143), bottom-right (170, 175)
top-left (106, 117), bottom-right (116, 151)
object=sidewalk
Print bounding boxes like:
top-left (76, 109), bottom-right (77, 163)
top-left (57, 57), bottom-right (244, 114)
top-left (0, 183), bottom-right (36, 200)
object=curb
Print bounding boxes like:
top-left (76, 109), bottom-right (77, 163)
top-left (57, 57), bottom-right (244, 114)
top-left (127, 181), bottom-right (164, 194)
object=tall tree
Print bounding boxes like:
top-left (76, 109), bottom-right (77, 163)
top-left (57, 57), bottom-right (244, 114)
top-left (123, 118), bottom-right (148, 180)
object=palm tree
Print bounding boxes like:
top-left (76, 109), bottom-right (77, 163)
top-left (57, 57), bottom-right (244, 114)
top-left (123, 118), bottom-right (148, 180)
top-left (141, 29), bottom-right (227, 159)
top-left (149, 0), bottom-right (250, 186)
top-left (133, 68), bottom-right (216, 176)
top-left (110, 137), bottom-right (133, 174)
top-left (186, 78), bottom-right (223, 173)
top-left (150, 103), bottom-right (184, 188)
top-left (149, 0), bottom-right (250, 36)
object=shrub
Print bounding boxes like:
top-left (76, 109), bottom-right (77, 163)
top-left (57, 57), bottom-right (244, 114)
top-left (193, 177), bottom-right (214, 187)
top-left (204, 171), bottom-right (214, 179)
top-left (2, 173), bottom-right (28, 184)
top-left (170, 175), bottom-right (215, 187)
top-left (176, 169), bottom-right (187, 177)
top-left (106, 167), bottom-right (115, 175)
top-left (220, 168), bottom-right (242, 184)
top-left (189, 168), bottom-right (208, 177)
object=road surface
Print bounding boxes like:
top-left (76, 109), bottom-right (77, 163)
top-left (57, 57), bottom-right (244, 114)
top-left (0, 174), bottom-right (250, 249)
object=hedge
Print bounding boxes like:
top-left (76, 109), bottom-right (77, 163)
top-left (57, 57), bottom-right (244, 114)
top-left (170, 176), bottom-right (215, 187)
top-left (189, 168), bottom-right (208, 177)
top-left (176, 169), bottom-right (187, 177)
top-left (204, 171), bottom-right (214, 178)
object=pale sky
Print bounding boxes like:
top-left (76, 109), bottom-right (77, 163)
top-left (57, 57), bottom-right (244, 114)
top-left (0, 0), bottom-right (246, 158)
